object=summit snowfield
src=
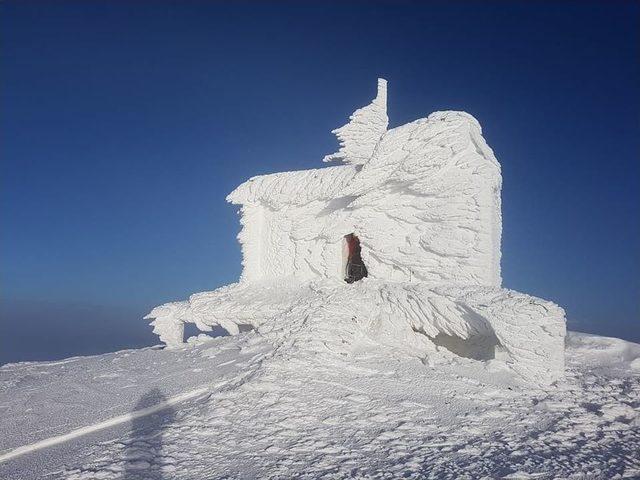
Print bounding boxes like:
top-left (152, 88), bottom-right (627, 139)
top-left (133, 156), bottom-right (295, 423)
top-left (0, 328), bottom-right (639, 479)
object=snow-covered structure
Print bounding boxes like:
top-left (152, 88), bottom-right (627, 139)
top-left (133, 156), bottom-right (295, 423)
top-left (227, 79), bottom-right (500, 286)
top-left (146, 79), bottom-right (566, 386)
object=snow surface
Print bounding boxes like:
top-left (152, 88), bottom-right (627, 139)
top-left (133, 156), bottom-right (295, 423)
top-left (1, 331), bottom-right (638, 479)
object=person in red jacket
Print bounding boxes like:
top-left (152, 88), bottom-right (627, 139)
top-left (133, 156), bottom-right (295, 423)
top-left (345, 234), bottom-right (368, 283)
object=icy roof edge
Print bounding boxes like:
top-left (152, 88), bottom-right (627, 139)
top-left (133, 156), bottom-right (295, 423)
top-left (226, 164), bottom-right (357, 206)
top-left (226, 109), bottom-right (489, 207)
top-left (426, 110), bottom-right (483, 134)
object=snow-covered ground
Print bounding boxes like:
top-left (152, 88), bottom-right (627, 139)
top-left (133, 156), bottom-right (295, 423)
top-left (1, 325), bottom-right (638, 479)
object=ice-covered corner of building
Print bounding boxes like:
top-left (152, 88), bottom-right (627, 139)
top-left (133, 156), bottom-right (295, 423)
top-left (146, 78), bottom-right (567, 385)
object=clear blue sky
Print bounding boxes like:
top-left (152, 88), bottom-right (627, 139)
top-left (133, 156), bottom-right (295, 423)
top-left (1, 1), bottom-right (638, 363)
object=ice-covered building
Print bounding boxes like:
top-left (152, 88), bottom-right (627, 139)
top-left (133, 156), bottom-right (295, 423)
top-left (227, 79), bottom-right (501, 287)
top-left (146, 79), bottom-right (566, 386)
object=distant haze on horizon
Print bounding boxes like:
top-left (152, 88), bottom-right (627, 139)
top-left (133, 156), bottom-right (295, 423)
top-left (1, 1), bottom-right (638, 364)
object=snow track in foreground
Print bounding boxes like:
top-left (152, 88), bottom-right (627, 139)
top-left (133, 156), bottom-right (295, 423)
top-left (0, 388), bottom-right (208, 464)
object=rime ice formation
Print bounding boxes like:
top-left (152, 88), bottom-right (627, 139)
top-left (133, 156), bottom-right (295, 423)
top-left (146, 79), bottom-right (566, 385)
top-left (323, 78), bottom-right (389, 165)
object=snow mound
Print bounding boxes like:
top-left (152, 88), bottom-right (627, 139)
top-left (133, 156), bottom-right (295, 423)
top-left (566, 331), bottom-right (640, 368)
top-left (147, 279), bottom-right (565, 385)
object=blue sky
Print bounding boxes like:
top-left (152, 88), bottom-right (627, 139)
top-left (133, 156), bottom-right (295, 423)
top-left (1, 1), bottom-right (638, 363)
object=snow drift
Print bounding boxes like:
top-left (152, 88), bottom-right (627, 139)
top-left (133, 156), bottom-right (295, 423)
top-left (146, 79), bottom-right (566, 385)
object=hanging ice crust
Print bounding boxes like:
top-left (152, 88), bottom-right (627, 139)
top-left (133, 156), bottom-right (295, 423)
top-left (147, 79), bottom-right (566, 386)
top-left (322, 78), bottom-right (389, 165)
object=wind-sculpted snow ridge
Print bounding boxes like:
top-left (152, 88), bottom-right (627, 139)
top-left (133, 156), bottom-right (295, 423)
top-left (146, 279), bottom-right (565, 385)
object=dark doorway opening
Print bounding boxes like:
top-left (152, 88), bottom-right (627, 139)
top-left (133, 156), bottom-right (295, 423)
top-left (344, 233), bottom-right (368, 283)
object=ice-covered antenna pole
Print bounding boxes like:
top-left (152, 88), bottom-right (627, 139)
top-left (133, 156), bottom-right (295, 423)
top-left (375, 77), bottom-right (387, 106)
top-left (323, 78), bottom-right (389, 165)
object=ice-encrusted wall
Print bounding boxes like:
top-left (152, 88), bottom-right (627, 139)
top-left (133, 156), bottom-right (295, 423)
top-left (227, 80), bottom-right (502, 287)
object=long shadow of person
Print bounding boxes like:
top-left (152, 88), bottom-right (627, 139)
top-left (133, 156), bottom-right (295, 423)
top-left (123, 388), bottom-right (176, 480)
